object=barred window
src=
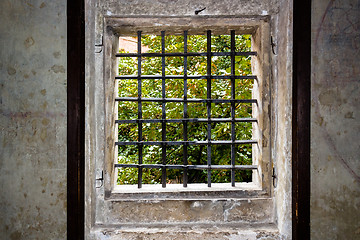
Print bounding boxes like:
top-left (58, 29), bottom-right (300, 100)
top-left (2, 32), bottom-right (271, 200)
top-left (115, 30), bottom-right (259, 189)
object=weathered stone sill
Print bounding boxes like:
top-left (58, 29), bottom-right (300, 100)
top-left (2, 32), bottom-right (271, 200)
top-left (90, 223), bottom-right (281, 240)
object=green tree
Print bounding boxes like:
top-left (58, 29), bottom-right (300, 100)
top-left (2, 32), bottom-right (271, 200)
top-left (117, 34), bottom-right (254, 185)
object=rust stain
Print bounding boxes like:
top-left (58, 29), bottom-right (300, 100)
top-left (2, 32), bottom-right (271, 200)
top-left (25, 1), bottom-right (34, 8)
top-left (42, 118), bottom-right (50, 126)
top-left (7, 67), bottom-right (16, 75)
top-left (24, 37), bottom-right (35, 48)
top-left (50, 65), bottom-right (65, 73)
top-left (53, 52), bottom-right (61, 58)
top-left (344, 112), bottom-right (354, 119)
top-left (318, 89), bottom-right (342, 106)
top-left (42, 101), bottom-right (48, 110)
top-left (10, 231), bottom-right (22, 240)
top-left (40, 128), bottom-right (47, 142)
top-left (0, 110), bottom-right (65, 119)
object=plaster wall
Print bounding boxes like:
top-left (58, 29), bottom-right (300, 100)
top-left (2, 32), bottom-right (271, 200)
top-left (0, 1), bottom-right (67, 239)
top-left (311, 0), bottom-right (360, 239)
top-left (3, 1), bottom-right (358, 239)
top-left (270, 0), bottom-right (293, 238)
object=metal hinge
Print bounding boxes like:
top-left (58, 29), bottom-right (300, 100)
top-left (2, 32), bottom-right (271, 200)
top-left (271, 36), bottom-right (277, 55)
top-left (96, 170), bottom-right (104, 188)
top-left (95, 35), bottom-right (103, 53)
top-left (195, 7), bottom-right (206, 15)
top-left (272, 166), bottom-right (277, 188)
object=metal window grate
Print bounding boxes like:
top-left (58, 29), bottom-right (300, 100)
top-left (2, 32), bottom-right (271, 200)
top-left (115, 30), bottom-right (258, 188)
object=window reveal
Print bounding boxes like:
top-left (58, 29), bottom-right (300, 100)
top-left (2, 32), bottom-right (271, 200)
top-left (115, 30), bottom-right (258, 188)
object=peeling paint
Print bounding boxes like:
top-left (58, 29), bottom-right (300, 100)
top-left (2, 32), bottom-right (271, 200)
top-left (24, 37), bottom-right (35, 48)
top-left (53, 51), bottom-right (61, 58)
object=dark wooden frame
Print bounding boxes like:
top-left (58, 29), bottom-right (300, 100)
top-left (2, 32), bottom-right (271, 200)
top-left (66, 0), bottom-right (311, 238)
top-left (67, 0), bottom-right (85, 239)
top-left (292, 0), bottom-right (311, 239)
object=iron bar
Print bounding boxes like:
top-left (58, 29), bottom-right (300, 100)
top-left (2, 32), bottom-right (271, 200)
top-left (230, 30), bottom-right (236, 187)
top-left (116, 140), bottom-right (257, 146)
top-left (137, 31), bottom-right (143, 188)
top-left (116, 51), bottom-right (257, 58)
top-left (116, 118), bottom-right (257, 124)
top-left (161, 31), bottom-right (167, 188)
top-left (115, 97), bottom-right (257, 104)
top-left (116, 75), bottom-right (257, 80)
top-left (206, 30), bottom-right (212, 187)
top-left (115, 164), bottom-right (258, 170)
top-left (183, 30), bottom-right (188, 187)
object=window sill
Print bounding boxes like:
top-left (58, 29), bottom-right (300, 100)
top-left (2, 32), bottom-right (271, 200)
top-left (90, 222), bottom-right (281, 240)
top-left (106, 182), bottom-right (267, 200)
top-left (96, 196), bottom-right (274, 226)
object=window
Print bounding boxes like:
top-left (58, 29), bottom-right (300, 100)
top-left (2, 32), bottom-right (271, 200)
top-left (87, 16), bottom-right (279, 239)
top-left (104, 18), bottom-right (271, 195)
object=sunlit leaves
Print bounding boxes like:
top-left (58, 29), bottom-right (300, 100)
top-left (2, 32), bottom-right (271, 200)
top-left (117, 34), bottom-right (254, 185)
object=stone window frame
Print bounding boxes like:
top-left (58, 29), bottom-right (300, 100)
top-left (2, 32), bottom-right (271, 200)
top-left (100, 16), bottom-right (272, 199)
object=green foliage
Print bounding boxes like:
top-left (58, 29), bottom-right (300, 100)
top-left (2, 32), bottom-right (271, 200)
top-left (117, 34), bottom-right (254, 185)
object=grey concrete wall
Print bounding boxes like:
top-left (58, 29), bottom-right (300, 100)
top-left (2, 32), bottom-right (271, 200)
top-left (2, 0), bottom-right (358, 239)
top-left (0, 1), bottom-right (67, 239)
top-left (270, 0), bottom-right (293, 238)
top-left (311, 0), bottom-right (360, 239)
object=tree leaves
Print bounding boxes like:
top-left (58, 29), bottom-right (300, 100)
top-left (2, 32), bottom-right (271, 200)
top-left (117, 34), bottom-right (254, 185)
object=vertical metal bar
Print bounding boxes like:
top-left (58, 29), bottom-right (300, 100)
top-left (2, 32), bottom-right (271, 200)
top-left (183, 30), bottom-right (188, 187)
top-left (230, 30), bottom-right (236, 187)
top-left (137, 31), bottom-right (143, 188)
top-left (161, 31), bottom-right (167, 188)
top-left (206, 30), bottom-right (212, 187)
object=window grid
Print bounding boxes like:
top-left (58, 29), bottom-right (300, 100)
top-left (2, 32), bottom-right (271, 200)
top-left (115, 30), bottom-right (258, 188)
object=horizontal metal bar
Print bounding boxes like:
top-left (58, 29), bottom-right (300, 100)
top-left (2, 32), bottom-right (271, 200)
top-left (115, 97), bottom-right (257, 104)
top-left (115, 140), bottom-right (257, 146)
top-left (116, 51), bottom-right (257, 58)
top-left (115, 75), bottom-right (257, 80)
top-left (115, 118), bottom-right (257, 124)
top-left (115, 164), bottom-right (258, 170)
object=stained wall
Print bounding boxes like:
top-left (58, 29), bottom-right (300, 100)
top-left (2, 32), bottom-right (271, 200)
top-left (270, 0), bottom-right (293, 238)
top-left (0, 0), bottom-right (359, 239)
top-left (0, 1), bottom-right (67, 239)
top-left (311, 0), bottom-right (360, 239)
